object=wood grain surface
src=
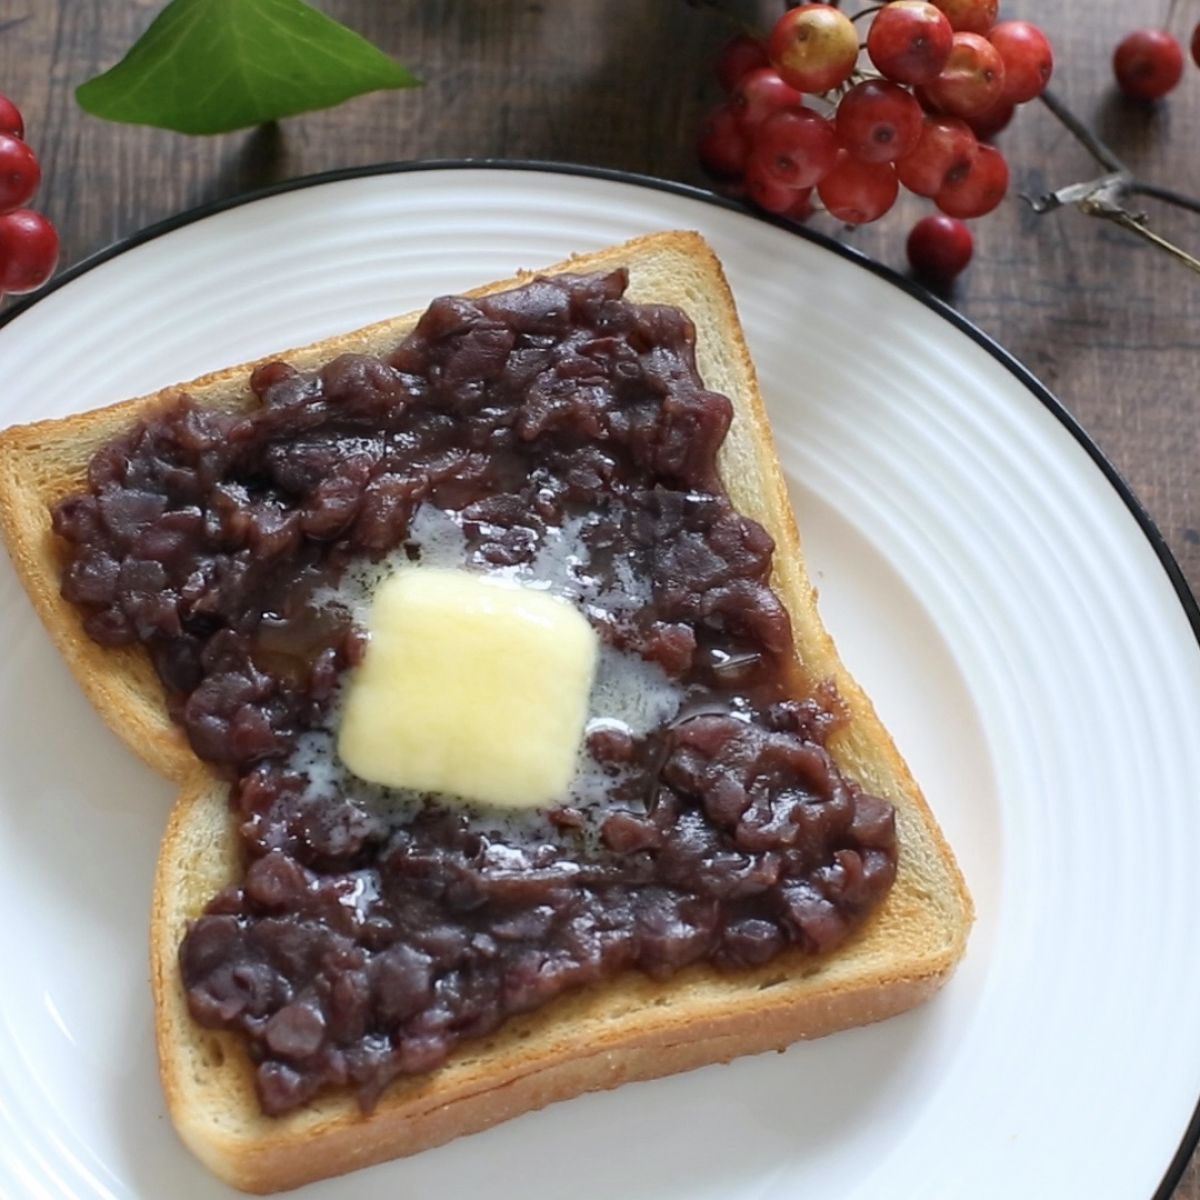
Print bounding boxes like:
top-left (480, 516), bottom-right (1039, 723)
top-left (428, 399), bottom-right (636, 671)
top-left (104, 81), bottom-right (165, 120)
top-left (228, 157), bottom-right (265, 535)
top-left (1, 0), bottom-right (1199, 1195)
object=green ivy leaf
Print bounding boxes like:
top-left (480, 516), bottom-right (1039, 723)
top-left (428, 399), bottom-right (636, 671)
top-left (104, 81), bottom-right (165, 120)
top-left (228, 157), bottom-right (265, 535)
top-left (76, 0), bottom-right (419, 135)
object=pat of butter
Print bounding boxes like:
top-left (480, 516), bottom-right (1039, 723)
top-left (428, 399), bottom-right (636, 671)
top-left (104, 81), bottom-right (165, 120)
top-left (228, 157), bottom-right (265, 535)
top-left (337, 567), bottom-right (597, 808)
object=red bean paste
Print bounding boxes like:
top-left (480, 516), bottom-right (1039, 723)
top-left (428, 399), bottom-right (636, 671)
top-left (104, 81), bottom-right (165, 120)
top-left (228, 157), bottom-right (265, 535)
top-left (52, 270), bottom-right (897, 1116)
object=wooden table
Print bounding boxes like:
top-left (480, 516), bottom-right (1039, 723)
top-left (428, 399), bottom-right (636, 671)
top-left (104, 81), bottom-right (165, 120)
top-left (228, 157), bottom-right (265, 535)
top-left (2, 0), bottom-right (1198, 1194)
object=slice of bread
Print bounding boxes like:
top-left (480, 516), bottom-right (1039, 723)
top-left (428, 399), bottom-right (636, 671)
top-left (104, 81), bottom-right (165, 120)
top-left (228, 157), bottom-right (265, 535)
top-left (0, 231), bottom-right (972, 1194)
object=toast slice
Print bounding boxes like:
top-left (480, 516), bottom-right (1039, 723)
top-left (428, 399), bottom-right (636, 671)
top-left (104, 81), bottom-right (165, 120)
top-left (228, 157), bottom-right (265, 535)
top-left (0, 231), bottom-right (972, 1194)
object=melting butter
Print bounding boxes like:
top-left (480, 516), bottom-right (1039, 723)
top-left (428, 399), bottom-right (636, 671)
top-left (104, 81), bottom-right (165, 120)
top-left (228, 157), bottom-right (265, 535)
top-left (337, 567), bottom-right (598, 809)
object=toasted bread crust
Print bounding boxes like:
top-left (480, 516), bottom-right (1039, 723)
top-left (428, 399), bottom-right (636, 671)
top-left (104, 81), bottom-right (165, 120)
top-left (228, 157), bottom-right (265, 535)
top-left (1, 231), bottom-right (972, 1193)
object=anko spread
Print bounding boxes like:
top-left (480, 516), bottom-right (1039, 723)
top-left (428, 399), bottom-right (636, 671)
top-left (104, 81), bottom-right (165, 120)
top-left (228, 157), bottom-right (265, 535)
top-left (52, 269), bottom-right (898, 1115)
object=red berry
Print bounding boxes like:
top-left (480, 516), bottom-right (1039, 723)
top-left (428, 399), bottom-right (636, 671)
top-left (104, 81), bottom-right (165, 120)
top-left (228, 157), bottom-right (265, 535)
top-left (964, 99), bottom-right (1013, 140)
top-left (897, 115), bottom-right (978, 196)
top-left (989, 21), bottom-right (1053, 105)
top-left (867, 2), bottom-right (954, 86)
top-left (0, 133), bottom-right (40, 215)
top-left (716, 35), bottom-right (771, 93)
top-left (931, 0), bottom-right (997, 36)
top-left (768, 4), bottom-right (859, 94)
top-left (921, 32), bottom-right (1006, 118)
top-left (0, 94), bottom-right (22, 140)
top-left (934, 142), bottom-right (1008, 218)
top-left (0, 209), bottom-right (59, 294)
top-left (818, 152), bottom-right (899, 224)
top-left (1192, 22), bottom-right (1200, 71)
top-left (745, 159), bottom-right (801, 214)
top-left (731, 67), bottom-right (804, 132)
top-left (907, 214), bottom-right (973, 283)
top-left (749, 107), bottom-right (839, 189)
top-left (698, 106), bottom-right (749, 177)
top-left (835, 79), bottom-right (924, 164)
top-left (1113, 30), bottom-right (1184, 102)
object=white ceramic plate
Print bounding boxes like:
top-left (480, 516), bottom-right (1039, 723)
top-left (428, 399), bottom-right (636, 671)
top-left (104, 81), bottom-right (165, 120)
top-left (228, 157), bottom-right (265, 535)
top-left (2, 164), bottom-right (1199, 1200)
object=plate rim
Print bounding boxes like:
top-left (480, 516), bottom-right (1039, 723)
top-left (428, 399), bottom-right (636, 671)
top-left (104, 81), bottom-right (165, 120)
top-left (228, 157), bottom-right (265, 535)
top-left (2, 157), bottom-right (1197, 1199)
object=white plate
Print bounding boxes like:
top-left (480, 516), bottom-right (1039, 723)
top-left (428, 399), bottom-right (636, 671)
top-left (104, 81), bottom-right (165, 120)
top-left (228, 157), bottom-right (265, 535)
top-left (2, 164), bottom-right (1199, 1200)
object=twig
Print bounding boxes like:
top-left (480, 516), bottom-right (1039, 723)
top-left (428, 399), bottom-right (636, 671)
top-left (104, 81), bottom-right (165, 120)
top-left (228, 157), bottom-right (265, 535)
top-left (1029, 89), bottom-right (1200, 275)
top-left (1038, 90), bottom-right (1125, 172)
top-left (1105, 212), bottom-right (1200, 275)
top-left (1126, 180), bottom-right (1200, 216)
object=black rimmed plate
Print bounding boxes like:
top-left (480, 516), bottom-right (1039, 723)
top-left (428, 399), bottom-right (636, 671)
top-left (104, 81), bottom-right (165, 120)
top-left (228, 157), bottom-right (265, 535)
top-left (1, 163), bottom-right (1198, 1200)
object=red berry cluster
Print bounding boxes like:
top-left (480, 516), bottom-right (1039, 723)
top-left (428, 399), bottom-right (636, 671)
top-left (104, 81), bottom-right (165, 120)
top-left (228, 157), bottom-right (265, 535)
top-left (698, 1), bottom-right (1054, 283)
top-left (1112, 24), bottom-right (1200, 101)
top-left (0, 93), bottom-right (59, 303)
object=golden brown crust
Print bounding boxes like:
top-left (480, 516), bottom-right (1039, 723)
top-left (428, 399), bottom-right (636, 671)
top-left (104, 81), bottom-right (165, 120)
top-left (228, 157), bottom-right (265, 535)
top-left (0, 416), bottom-right (192, 780)
top-left (154, 780), bottom-right (961, 1196)
top-left (1, 231), bottom-right (972, 1193)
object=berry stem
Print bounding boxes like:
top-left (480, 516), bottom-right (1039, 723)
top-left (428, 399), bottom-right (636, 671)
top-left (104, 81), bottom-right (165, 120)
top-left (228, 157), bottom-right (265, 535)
top-left (1037, 88), bottom-right (1200, 216)
top-left (1038, 89), bottom-right (1125, 172)
top-left (1104, 210), bottom-right (1200, 276)
top-left (1026, 90), bottom-right (1200, 275)
top-left (1125, 180), bottom-right (1200, 217)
